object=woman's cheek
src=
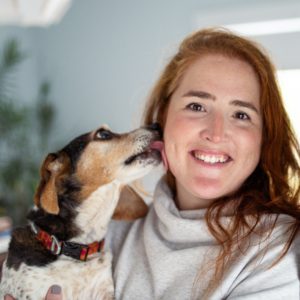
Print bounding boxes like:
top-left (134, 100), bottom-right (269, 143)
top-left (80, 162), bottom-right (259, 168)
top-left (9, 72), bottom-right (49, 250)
top-left (161, 142), bottom-right (169, 170)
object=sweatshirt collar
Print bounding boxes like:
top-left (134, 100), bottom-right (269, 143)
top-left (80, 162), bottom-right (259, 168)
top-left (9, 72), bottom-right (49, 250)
top-left (152, 178), bottom-right (215, 244)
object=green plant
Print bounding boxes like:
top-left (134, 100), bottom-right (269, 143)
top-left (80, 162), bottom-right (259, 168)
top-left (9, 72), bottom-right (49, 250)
top-left (0, 39), bottom-right (56, 225)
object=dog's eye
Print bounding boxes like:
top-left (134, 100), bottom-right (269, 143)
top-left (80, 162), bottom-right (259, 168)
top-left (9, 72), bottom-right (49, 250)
top-left (96, 129), bottom-right (113, 140)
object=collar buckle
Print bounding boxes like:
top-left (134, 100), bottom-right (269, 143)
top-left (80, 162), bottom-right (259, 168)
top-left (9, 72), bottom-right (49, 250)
top-left (62, 241), bottom-right (87, 260)
top-left (50, 234), bottom-right (62, 255)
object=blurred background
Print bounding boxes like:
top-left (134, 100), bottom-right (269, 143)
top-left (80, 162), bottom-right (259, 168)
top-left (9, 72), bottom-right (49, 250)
top-left (0, 0), bottom-right (299, 241)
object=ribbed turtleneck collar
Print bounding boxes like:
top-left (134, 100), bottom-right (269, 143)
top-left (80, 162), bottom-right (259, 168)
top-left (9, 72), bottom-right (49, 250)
top-left (151, 178), bottom-right (216, 245)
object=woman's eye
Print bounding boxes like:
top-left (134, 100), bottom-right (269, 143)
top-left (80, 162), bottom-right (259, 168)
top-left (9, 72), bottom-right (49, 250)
top-left (96, 129), bottom-right (113, 140)
top-left (186, 103), bottom-right (205, 112)
top-left (234, 112), bottom-right (250, 121)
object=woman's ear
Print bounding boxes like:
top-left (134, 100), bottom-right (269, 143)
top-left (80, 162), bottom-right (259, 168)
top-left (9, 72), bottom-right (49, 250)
top-left (34, 153), bottom-right (68, 215)
top-left (112, 185), bottom-right (148, 221)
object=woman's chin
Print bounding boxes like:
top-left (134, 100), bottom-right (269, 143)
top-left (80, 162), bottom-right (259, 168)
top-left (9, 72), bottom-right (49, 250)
top-left (189, 178), bottom-right (227, 200)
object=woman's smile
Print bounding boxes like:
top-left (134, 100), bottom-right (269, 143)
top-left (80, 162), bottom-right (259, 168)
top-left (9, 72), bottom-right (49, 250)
top-left (190, 149), bottom-right (232, 165)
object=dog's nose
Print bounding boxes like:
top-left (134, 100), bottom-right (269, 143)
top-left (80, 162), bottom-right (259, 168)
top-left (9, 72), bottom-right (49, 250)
top-left (148, 123), bottom-right (162, 137)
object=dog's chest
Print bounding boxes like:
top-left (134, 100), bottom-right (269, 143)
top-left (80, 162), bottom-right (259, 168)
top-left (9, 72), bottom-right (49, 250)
top-left (0, 252), bottom-right (114, 300)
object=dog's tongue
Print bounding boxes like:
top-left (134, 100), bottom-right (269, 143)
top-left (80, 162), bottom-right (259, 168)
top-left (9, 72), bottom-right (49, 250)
top-left (150, 141), bottom-right (168, 170)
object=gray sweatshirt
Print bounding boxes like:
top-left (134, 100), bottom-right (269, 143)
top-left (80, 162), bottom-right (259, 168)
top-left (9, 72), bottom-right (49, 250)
top-left (107, 179), bottom-right (300, 299)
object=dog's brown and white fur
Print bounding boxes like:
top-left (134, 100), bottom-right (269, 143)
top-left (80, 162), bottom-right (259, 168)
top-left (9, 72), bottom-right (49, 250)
top-left (0, 124), bottom-right (161, 299)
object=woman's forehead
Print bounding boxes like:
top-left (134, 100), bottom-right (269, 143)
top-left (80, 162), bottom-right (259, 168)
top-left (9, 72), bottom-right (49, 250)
top-left (174, 54), bottom-right (261, 104)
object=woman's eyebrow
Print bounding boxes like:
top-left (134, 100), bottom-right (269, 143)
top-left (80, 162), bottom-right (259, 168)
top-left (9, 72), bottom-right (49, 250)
top-left (182, 90), bottom-right (259, 114)
top-left (230, 99), bottom-right (259, 114)
top-left (182, 90), bottom-right (216, 101)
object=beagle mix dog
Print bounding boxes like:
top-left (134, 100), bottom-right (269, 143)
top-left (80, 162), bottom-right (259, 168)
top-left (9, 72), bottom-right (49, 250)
top-left (0, 124), bottom-right (162, 299)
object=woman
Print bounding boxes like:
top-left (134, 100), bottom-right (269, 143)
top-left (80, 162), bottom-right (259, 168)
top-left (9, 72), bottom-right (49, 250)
top-left (5, 28), bottom-right (300, 299)
top-left (108, 28), bottom-right (300, 300)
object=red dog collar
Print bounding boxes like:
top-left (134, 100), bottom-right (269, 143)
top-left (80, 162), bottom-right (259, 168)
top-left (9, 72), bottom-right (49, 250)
top-left (30, 222), bottom-right (105, 261)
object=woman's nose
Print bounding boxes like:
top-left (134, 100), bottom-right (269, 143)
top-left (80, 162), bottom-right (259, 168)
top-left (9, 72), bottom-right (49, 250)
top-left (200, 114), bottom-right (228, 143)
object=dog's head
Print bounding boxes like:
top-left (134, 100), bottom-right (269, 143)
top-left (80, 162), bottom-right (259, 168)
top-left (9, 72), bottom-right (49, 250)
top-left (33, 124), bottom-right (162, 220)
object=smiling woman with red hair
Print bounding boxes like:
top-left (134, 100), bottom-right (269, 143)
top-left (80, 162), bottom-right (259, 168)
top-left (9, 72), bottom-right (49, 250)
top-left (7, 28), bottom-right (299, 300)
top-left (141, 28), bottom-right (300, 298)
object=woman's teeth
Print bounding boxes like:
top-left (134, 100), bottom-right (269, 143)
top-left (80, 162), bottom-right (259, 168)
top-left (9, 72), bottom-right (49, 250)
top-left (193, 152), bottom-right (229, 164)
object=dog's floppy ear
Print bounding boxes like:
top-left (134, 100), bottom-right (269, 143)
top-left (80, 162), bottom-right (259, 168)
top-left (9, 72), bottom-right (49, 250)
top-left (34, 152), bottom-right (68, 215)
top-left (112, 185), bottom-right (148, 221)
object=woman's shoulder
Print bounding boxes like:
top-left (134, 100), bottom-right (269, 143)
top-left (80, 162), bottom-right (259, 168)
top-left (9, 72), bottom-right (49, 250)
top-left (266, 213), bottom-right (297, 235)
top-left (227, 214), bottom-right (299, 298)
top-left (276, 214), bottom-right (300, 248)
top-left (256, 213), bottom-right (299, 244)
top-left (251, 213), bottom-right (300, 264)
top-left (251, 212), bottom-right (295, 232)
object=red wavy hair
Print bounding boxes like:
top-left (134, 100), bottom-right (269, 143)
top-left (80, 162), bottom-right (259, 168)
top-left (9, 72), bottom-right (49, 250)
top-left (143, 28), bottom-right (300, 294)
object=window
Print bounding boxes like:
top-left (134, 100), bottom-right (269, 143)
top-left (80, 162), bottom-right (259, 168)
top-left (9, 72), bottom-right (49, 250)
top-left (277, 69), bottom-right (300, 141)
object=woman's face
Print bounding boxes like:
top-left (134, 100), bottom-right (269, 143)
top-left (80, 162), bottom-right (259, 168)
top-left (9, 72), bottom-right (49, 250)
top-left (164, 54), bottom-right (262, 210)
